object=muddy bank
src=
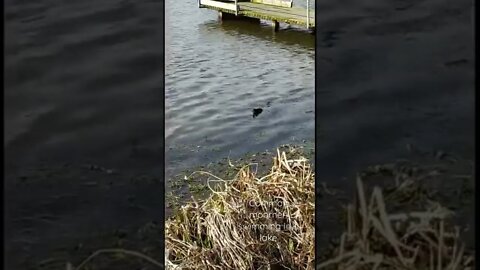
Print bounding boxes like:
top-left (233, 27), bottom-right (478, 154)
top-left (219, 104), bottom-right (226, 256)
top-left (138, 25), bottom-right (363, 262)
top-left (165, 143), bottom-right (314, 215)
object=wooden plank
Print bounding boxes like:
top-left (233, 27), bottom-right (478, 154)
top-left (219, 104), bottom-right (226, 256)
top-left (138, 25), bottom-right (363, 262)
top-left (200, 0), bottom-right (237, 12)
top-left (199, 0), bottom-right (315, 28)
top-left (238, 2), bottom-right (314, 26)
top-left (240, 2), bottom-right (314, 18)
top-left (251, 0), bottom-right (292, 8)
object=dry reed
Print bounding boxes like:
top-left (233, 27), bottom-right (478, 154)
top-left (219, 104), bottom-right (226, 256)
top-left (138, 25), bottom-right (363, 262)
top-left (165, 149), bottom-right (315, 269)
top-left (66, 149), bottom-right (474, 270)
top-left (317, 175), bottom-right (475, 270)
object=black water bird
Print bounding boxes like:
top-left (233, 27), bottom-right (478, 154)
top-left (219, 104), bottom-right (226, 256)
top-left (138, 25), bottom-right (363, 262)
top-left (252, 108), bottom-right (263, 118)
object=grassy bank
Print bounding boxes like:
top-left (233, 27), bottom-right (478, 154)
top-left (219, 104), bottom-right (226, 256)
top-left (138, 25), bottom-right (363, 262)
top-left (165, 144), bottom-right (314, 215)
top-left (164, 148), bottom-right (474, 269)
top-left (65, 148), bottom-right (474, 269)
top-left (166, 149), bottom-right (315, 269)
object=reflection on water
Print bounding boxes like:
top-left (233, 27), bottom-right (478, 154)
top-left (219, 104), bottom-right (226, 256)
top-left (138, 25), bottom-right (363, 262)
top-left (207, 20), bottom-right (315, 49)
top-left (165, 0), bottom-right (315, 179)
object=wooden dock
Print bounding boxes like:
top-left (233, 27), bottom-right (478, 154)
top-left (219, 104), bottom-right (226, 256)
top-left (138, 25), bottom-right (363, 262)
top-left (198, 0), bottom-right (315, 31)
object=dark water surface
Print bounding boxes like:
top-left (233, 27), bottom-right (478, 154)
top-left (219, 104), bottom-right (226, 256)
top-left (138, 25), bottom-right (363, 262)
top-left (315, 0), bottom-right (474, 251)
top-left (316, 0), bottom-right (474, 182)
top-left (5, 0), bottom-right (165, 172)
top-left (5, 0), bottom-right (165, 269)
top-left (165, 0), bottom-right (315, 179)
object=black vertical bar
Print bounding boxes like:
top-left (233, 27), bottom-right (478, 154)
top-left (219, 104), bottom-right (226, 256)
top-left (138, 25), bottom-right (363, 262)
top-left (161, 0), bottom-right (166, 267)
top-left (314, 0), bottom-right (319, 268)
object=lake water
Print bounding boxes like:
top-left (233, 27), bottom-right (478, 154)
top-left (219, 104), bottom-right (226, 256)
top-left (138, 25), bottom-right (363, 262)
top-left (5, 1), bottom-right (167, 268)
top-left (314, 0), bottom-right (474, 251)
top-left (165, 0), bottom-right (315, 178)
top-left (5, 0), bottom-right (165, 175)
top-left (315, 0), bottom-right (474, 181)
top-left (4, 0), bottom-right (474, 268)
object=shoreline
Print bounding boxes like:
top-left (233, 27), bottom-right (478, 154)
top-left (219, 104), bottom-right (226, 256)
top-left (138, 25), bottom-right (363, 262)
top-left (4, 144), bottom-right (474, 269)
top-left (166, 143), bottom-right (314, 215)
top-left (165, 148), bottom-right (474, 269)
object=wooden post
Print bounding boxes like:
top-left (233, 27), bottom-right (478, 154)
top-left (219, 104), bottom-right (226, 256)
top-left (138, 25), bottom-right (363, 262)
top-left (235, 0), bottom-right (238, 15)
top-left (306, 0), bottom-right (310, 29)
top-left (272, 20), bottom-right (279, 31)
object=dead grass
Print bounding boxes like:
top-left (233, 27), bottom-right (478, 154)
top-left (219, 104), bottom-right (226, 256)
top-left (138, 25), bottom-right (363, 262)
top-left (65, 149), bottom-right (474, 270)
top-left (317, 175), bottom-right (475, 270)
top-left (165, 149), bottom-right (315, 269)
